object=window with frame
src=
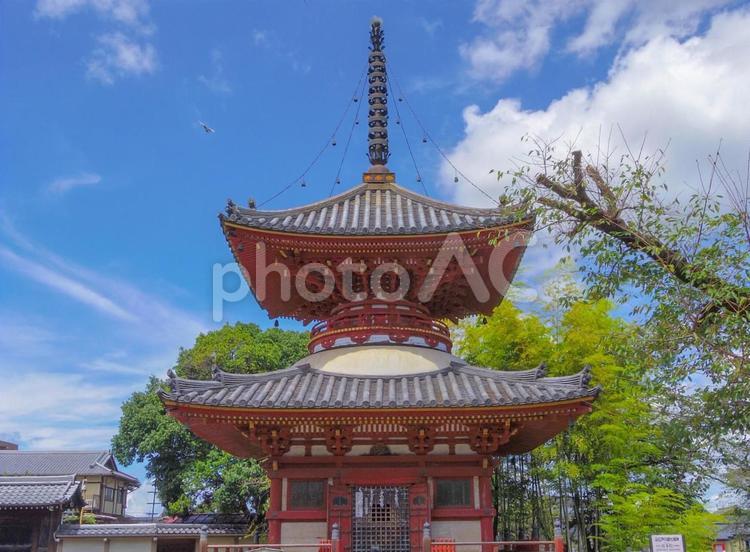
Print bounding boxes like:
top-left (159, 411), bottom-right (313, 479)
top-left (104, 486), bottom-right (115, 501)
top-left (435, 479), bottom-right (472, 508)
top-left (289, 480), bottom-right (325, 509)
top-left (0, 525), bottom-right (32, 547)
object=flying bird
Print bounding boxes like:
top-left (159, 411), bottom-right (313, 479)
top-left (199, 121), bottom-right (215, 134)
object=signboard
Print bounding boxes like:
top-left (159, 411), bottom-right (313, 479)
top-left (650, 535), bottom-right (686, 552)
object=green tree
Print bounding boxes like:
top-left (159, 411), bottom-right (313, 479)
top-left (112, 323), bottom-right (308, 514)
top-left (501, 141), bottom-right (749, 503)
top-left (456, 299), bottom-right (720, 551)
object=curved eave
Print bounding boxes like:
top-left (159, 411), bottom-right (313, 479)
top-left (220, 215), bottom-right (534, 320)
top-left (222, 182), bottom-right (534, 238)
top-left (160, 394), bottom-right (597, 458)
top-left (160, 395), bottom-right (599, 416)
top-left (220, 216), bottom-right (535, 241)
top-left (158, 361), bottom-right (600, 412)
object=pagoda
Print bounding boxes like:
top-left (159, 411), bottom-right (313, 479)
top-left (161, 19), bottom-right (598, 552)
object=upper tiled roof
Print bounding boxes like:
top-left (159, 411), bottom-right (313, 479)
top-left (222, 182), bottom-right (529, 236)
top-left (0, 475), bottom-right (85, 509)
top-left (160, 356), bottom-right (599, 410)
top-left (57, 516), bottom-right (254, 537)
top-left (0, 451), bottom-right (139, 486)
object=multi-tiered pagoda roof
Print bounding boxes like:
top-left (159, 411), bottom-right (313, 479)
top-left (163, 19), bottom-right (598, 550)
top-left (163, 18), bottom-right (598, 459)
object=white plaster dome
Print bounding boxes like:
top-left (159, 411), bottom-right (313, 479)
top-left (295, 345), bottom-right (462, 376)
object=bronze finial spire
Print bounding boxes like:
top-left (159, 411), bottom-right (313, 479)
top-left (367, 17), bottom-right (389, 167)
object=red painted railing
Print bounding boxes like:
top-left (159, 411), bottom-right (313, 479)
top-left (207, 543), bottom-right (332, 552)
top-left (429, 539), bottom-right (564, 552)
top-left (309, 300), bottom-right (451, 352)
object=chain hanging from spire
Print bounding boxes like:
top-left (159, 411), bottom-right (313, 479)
top-left (367, 17), bottom-right (389, 166)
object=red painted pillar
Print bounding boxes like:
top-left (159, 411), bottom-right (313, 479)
top-left (268, 476), bottom-right (282, 543)
top-left (479, 474), bottom-right (495, 552)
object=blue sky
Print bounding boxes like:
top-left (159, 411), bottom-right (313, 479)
top-left (1, 0), bottom-right (748, 514)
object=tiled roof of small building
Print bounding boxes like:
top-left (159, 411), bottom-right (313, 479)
top-left (57, 521), bottom-right (251, 537)
top-left (0, 475), bottom-right (85, 509)
top-left (0, 450), bottom-right (139, 486)
top-left (222, 182), bottom-right (529, 236)
top-left (716, 522), bottom-right (750, 540)
top-left (160, 358), bottom-right (599, 410)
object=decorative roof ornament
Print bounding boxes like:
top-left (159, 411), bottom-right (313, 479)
top-left (367, 17), bottom-right (389, 168)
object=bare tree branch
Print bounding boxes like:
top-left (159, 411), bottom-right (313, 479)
top-left (534, 150), bottom-right (750, 320)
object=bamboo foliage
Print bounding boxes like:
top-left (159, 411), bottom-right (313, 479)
top-left (456, 299), bottom-right (722, 551)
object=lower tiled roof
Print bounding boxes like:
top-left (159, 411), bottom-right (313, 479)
top-left (0, 475), bottom-right (85, 509)
top-left (160, 353), bottom-right (599, 410)
top-left (0, 450), bottom-right (139, 487)
top-left (716, 522), bottom-right (750, 540)
top-left (57, 522), bottom-right (249, 537)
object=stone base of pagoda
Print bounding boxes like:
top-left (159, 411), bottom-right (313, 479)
top-left (265, 454), bottom-right (494, 552)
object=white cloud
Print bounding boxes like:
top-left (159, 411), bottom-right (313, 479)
top-left (461, 0), bottom-right (734, 82)
top-left (81, 349), bottom-right (178, 378)
top-left (0, 214), bottom-right (206, 342)
top-left (34, 0), bottom-right (157, 84)
top-left (445, 8), bottom-right (750, 208)
top-left (47, 172), bottom-right (101, 194)
top-left (0, 247), bottom-right (138, 322)
top-left (0, 369), bottom-right (124, 449)
top-left (251, 29), bottom-right (269, 47)
top-left (198, 49), bottom-right (232, 95)
top-left (4, 426), bottom-right (119, 451)
top-left (569, 0), bottom-right (735, 55)
top-left (460, 0), bottom-right (572, 82)
top-left (418, 18), bottom-right (443, 36)
top-left (0, 315), bottom-right (60, 358)
top-left (126, 480), bottom-right (162, 517)
top-left (0, 217), bottom-right (207, 454)
top-left (250, 29), bottom-right (311, 75)
top-left (34, 0), bottom-right (151, 29)
top-left (87, 32), bottom-right (157, 85)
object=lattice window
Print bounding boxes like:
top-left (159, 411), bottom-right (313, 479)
top-left (289, 480), bottom-right (325, 509)
top-left (0, 525), bottom-right (32, 550)
top-left (352, 486), bottom-right (410, 552)
top-left (435, 479), bottom-right (471, 508)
